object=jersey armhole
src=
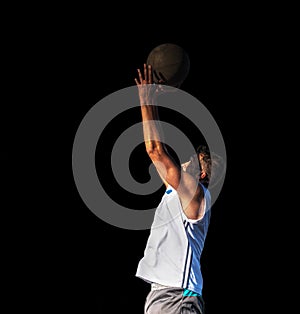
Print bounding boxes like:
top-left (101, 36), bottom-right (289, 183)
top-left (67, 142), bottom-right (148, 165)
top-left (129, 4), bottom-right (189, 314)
top-left (181, 196), bottom-right (207, 224)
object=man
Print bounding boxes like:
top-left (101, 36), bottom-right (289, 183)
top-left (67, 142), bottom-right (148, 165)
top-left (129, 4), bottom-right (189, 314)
top-left (134, 64), bottom-right (214, 314)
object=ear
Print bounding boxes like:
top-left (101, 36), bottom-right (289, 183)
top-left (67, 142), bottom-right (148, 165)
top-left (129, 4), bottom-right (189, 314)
top-left (200, 171), bottom-right (206, 179)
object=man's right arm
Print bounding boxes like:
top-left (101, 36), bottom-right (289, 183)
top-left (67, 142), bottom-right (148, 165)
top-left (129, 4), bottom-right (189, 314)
top-left (135, 64), bottom-right (205, 219)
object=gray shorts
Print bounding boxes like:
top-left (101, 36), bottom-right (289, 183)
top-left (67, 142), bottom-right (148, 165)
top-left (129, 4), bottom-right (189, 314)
top-left (144, 287), bottom-right (205, 314)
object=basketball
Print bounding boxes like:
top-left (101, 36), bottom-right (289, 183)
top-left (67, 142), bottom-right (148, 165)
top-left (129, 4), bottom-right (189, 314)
top-left (146, 43), bottom-right (190, 87)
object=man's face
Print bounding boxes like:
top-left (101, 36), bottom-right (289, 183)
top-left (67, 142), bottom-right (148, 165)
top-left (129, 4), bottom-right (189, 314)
top-left (181, 154), bottom-right (201, 178)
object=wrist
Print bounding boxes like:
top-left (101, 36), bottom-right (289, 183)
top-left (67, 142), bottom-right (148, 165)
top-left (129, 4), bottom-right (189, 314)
top-left (141, 103), bottom-right (156, 106)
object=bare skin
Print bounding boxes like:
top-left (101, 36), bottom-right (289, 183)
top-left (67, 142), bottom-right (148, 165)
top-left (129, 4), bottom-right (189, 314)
top-left (135, 64), bottom-right (207, 220)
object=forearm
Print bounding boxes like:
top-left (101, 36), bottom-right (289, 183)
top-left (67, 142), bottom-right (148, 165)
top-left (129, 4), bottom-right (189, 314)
top-left (140, 104), bottom-right (165, 154)
top-left (135, 64), bottom-right (166, 156)
top-left (135, 64), bottom-right (181, 189)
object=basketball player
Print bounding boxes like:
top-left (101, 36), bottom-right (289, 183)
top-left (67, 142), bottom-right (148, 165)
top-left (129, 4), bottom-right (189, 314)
top-left (134, 64), bottom-right (214, 314)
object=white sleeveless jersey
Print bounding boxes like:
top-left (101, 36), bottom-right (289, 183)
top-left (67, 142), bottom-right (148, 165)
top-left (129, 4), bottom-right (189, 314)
top-left (136, 183), bottom-right (211, 295)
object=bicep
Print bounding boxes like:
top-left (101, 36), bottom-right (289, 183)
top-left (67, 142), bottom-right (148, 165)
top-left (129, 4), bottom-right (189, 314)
top-left (148, 149), bottom-right (181, 190)
top-left (156, 169), bottom-right (169, 188)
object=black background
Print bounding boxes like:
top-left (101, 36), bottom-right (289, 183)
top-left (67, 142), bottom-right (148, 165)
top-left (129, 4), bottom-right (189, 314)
top-left (61, 30), bottom-right (250, 314)
top-left (12, 8), bottom-right (276, 313)
top-left (63, 33), bottom-right (252, 313)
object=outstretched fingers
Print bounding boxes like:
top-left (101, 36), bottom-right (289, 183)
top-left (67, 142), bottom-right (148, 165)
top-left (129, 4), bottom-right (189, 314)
top-left (136, 68), bottom-right (143, 85)
top-left (158, 72), bottom-right (167, 84)
top-left (148, 64), bottom-right (153, 84)
top-left (135, 64), bottom-right (154, 85)
top-left (143, 63), bottom-right (148, 83)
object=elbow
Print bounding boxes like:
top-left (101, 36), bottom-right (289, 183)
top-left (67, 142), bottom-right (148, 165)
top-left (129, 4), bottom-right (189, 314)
top-left (146, 146), bottom-right (158, 157)
top-left (145, 144), bottom-right (165, 160)
top-left (146, 146), bottom-right (154, 155)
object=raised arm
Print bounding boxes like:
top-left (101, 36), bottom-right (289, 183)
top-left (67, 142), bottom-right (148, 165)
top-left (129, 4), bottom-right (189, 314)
top-left (135, 64), bottom-right (205, 219)
top-left (134, 64), bottom-right (180, 189)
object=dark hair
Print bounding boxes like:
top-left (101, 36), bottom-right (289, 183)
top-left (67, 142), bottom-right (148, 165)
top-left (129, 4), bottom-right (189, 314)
top-left (196, 144), bottom-right (225, 188)
top-left (196, 145), bottom-right (211, 187)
